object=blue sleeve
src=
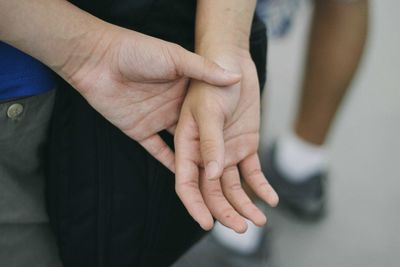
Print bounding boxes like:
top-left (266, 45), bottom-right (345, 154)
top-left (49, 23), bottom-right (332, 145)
top-left (0, 42), bottom-right (55, 100)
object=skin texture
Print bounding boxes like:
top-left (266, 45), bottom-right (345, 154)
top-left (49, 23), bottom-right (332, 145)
top-left (0, 0), bottom-right (241, 172)
top-left (294, 0), bottom-right (369, 145)
top-left (174, 0), bottom-right (279, 233)
top-left (65, 28), bottom-right (242, 172)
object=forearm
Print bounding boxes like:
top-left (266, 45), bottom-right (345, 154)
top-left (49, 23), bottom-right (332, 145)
top-left (195, 0), bottom-right (256, 57)
top-left (0, 0), bottom-right (109, 81)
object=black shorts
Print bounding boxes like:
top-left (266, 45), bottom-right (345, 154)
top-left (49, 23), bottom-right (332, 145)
top-left (46, 1), bottom-right (267, 266)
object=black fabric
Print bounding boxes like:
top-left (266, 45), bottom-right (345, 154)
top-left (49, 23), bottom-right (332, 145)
top-left (46, 1), bottom-right (267, 267)
top-left (46, 86), bottom-right (203, 267)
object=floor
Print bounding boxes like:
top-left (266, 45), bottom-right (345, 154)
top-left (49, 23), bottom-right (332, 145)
top-left (174, 0), bottom-right (400, 266)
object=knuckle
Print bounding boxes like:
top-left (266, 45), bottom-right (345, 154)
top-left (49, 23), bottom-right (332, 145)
top-left (224, 165), bottom-right (238, 174)
top-left (200, 139), bottom-right (219, 157)
top-left (166, 43), bottom-right (184, 76)
top-left (227, 182), bottom-right (242, 192)
top-left (258, 180), bottom-right (269, 188)
top-left (153, 141), bottom-right (169, 157)
top-left (203, 57), bottom-right (217, 73)
top-left (127, 127), bottom-right (146, 141)
top-left (239, 200), bottom-right (255, 211)
top-left (206, 186), bottom-right (224, 199)
top-left (176, 180), bottom-right (198, 191)
top-left (245, 168), bottom-right (262, 181)
top-left (175, 180), bottom-right (198, 196)
top-left (190, 198), bottom-right (206, 208)
top-left (248, 168), bottom-right (262, 177)
top-left (171, 43), bottom-right (184, 52)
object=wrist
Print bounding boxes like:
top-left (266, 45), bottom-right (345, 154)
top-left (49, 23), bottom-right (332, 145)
top-left (196, 43), bottom-right (251, 72)
top-left (0, 0), bottom-right (113, 85)
top-left (196, 30), bottom-right (250, 53)
top-left (56, 21), bottom-right (113, 86)
top-left (195, 0), bottom-right (255, 55)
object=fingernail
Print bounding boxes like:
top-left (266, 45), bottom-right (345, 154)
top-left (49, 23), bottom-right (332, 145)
top-left (223, 68), bottom-right (239, 75)
top-left (223, 69), bottom-right (241, 78)
top-left (206, 161), bottom-right (220, 180)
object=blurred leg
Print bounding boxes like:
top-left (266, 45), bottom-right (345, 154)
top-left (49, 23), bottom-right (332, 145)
top-left (295, 0), bottom-right (369, 145)
top-left (266, 0), bottom-right (369, 219)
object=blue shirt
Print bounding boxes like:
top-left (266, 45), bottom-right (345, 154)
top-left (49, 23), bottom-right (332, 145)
top-left (0, 42), bottom-right (55, 100)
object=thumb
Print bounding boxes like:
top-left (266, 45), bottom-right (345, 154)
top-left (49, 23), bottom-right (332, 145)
top-left (178, 49), bottom-right (241, 86)
top-left (195, 107), bottom-right (225, 181)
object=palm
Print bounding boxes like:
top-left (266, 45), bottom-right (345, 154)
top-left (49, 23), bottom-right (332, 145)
top-left (85, 77), bottom-right (186, 172)
top-left (222, 59), bottom-right (260, 168)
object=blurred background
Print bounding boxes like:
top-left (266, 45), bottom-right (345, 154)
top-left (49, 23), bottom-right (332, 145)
top-left (174, 0), bottom-right (400, 266)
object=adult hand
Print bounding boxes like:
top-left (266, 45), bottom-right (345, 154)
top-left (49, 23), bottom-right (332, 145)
top-left (65, 26), bottom-right (241, 172)
top-left (174, 46), bottom-right (279, 232)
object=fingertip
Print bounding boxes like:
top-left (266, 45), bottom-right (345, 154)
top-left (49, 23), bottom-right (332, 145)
top-left (270, 198), bottom-right (279, 208)
top-left (205, 161), bottom-right (221, 180)
top-left (258, 173), bottom-right (279, 208)
top-left (204, 61), bottom-right (241, 86)
top-left (235, 219), bottom-right (248, 234)
top-left (268, 189), bottom-right (279, 208)
top-left (199, 217), bottom-right (214, 231)
top-left (260, 191), bottom-right (279, 208)
top-left (195, 209), bottom-right (214, 231)
top-left (253, 212), bottom-right (267, 227)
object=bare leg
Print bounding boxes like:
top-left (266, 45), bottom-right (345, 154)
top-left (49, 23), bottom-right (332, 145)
top-left (294, 0), bottom-right (369, 145)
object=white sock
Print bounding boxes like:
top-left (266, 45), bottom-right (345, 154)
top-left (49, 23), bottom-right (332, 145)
top-left (275, 132), bottom-right (328, 182)
top-left (212, 220), bottom-right (264, 255)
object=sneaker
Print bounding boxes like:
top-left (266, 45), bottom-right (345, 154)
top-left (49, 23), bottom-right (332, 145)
top-left (211, 225), bottom-right (272, 267)
top-left (173, 227), bottom-right (273, 267)
top-left (261, 143), bottom-right (327, 220)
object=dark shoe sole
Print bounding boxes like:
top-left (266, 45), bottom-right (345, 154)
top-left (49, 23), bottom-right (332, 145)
top-left (261, 143), bottom-right (327, 221)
